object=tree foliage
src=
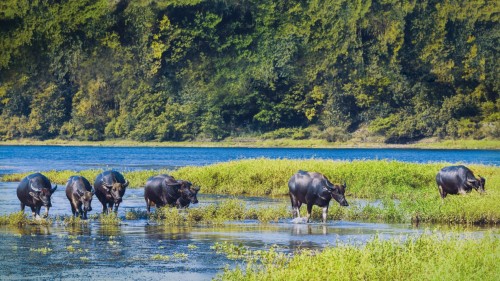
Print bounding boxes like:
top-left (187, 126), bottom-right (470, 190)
top-left (0, 0), bottom-right (498, 142)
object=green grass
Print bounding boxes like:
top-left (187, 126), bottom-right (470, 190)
top-left (151, 198), bottom-right (290, 225)
top-left (3, 159), bottom-right (499, 225)
top-left (215, 234), bottom-right (500, 281)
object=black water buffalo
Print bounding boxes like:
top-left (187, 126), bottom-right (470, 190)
top-left (94, 171), bottom-right (129, 213)
top-left (144, 174), bottom-right (199, 213)
top-left (288, 170), bottom-right (348, 223)
top-left (66, 176), bottom-right (95, 219)
top-left (436, 165), bottom-right (485, 199)
top-left (16, 173), bottom-right (57, 218)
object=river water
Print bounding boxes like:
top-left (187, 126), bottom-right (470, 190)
top-left (1, 145), bottom-right (498, 175)
top-left (1, 146), bottom-right (498, 280)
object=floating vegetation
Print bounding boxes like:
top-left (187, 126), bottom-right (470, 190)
top-left (151, 254), bottom-right (171, 261)
top-left (66, 245), bottom-right (76, 252)
top-left (30, 247), bottom-right (52, 254)
top-left (173, 253), bottom-right (188, 260)
top-left (187, 244), bottom-right (198, 250)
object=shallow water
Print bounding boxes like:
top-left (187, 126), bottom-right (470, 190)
top-left (1, 181), bottom-right (498, 280)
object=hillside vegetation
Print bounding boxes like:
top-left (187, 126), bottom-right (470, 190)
top-left (0, 0), bottom-right (498, 143)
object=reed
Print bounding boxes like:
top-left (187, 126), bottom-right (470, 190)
top-left (215, 234), bottom-right (500, 281)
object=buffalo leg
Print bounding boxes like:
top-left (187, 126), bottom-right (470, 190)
top-left (306, 204), bottom-right (313, 223)
top-left (77, 205), bottom-right (84, 218)
top-left (289, 193), bottom-right (301, 218)
top-left (107, 202), bottom-right (114, 214)
top-left (70, 204), bottom-right (77, 217)
top-left (146, 198), bottom-right (151, 214)
top-left (322, 207), bottom-right (328, 223)
top-left (102, 202), bottom-right (108, 214)
top-left (30, 206), bottom-right (37, 218)
top-left (83, 211), bottom-right (87, 220)
top-left (438, 185), bottom-right (447, 200)
top-left (20, 202), bottom-right (25, 212)
top-left (113, 204), bottom-right (119, 213)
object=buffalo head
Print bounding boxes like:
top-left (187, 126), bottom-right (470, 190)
top-left (76, 189), bottom-right (95, 212)
top-left (467, 176), bottom-right (486, 193)
top-left (478, 176), bottom-right (486, 193)
top-left (169, 180), bottom-right (199, 208)
top-left (29, 182), bottom-right (57, 208)
top-left (324, 180), bottom-right (349, 207)
top-left (102, 179), bottom-right (128, 204)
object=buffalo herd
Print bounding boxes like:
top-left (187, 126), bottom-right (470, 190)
top-left (16, 165), bottom-right (486, 222)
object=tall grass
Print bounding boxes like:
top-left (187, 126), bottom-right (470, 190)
top-left (3, 159), bottom-right (499, 224)
top-left (215, 234), bottom-right (500, 281)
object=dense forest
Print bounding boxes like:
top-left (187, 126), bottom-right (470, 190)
top-left (0, 0), bottom-right (498, 143)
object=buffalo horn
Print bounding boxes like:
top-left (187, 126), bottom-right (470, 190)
top-left (30, 182), bottom-right (41, 192)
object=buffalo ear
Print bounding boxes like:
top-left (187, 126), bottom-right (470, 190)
top-left (51, 185), bottom-right (58, 194)
top-left (29, 192), bottom-right (40, 199)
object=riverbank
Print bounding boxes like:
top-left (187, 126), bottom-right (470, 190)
top-left (1, 138), bottom-right (499, 149)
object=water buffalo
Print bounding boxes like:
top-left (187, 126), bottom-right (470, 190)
top-left (288, 170), bottom-right (348, 223)
top-left (16, 173), bottom-right (57, 218)
top-left (66, 176), bottom-right (95, 219)
top-left (94, 171), bottom-right (129, 213)
top-left (436, 165), bottom-right (485, 199)
top-left (144, 174), bottom-right (199, 213)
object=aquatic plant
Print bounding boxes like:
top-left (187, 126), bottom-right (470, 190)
top-left (215, 234), bottom-right (500, 281)
top-left (99, 213), bottom-right (122, 225)
top-left (0, 212), bottom-right (29, 226)
top-left (173, 252), bottom-right (188, 260)
top-left (151, 254), bottom-right (171, 261)
top-left (151, 199), bottom-right (292, 225)
top-left (29, 247), bottom-right (52, 254)
top-left (125, 209), bottom-right (149, 220)
top-left (62, 216), bottom-right (89, 226)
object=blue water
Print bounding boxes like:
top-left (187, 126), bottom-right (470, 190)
top-left (0, 145), bottom-right (498, 175)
